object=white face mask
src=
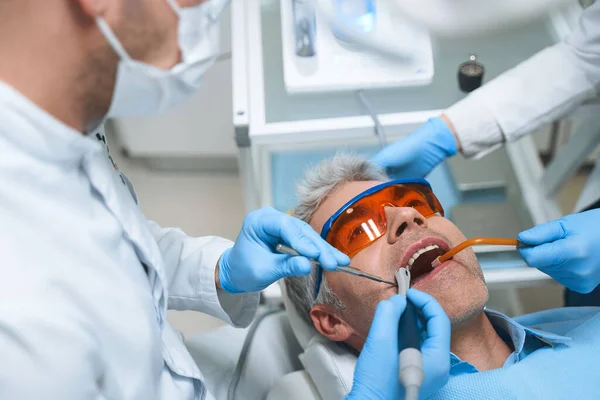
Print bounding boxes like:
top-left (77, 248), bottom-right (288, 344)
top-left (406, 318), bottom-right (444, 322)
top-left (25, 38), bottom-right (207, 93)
top-left (97, 0), bottom-right (228, 117)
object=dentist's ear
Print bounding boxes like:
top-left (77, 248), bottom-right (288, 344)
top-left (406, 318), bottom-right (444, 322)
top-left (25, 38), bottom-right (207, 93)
top-left (310, 306), bottom-right (354, 342)
top-left (77, 0), bottom-right (109, 18)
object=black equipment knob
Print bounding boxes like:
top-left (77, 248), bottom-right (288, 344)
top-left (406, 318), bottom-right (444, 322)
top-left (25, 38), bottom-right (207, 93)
top-left (458, 54), bottom-right (485, 93)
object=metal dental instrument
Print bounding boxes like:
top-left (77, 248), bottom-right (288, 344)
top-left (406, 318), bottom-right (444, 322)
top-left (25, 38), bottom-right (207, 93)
top-left (396, 268), bottom-right (424, 400)
top-left (276, 244), bottom-right (397, 286)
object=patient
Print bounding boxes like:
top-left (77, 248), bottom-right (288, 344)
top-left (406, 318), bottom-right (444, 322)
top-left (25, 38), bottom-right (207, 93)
top-left (285, 153), bottom-right (600, 399)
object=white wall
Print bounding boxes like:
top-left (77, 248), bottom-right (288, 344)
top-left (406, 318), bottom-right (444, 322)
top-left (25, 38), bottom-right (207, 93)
top-left (111, 8), bottom-right (236, 158)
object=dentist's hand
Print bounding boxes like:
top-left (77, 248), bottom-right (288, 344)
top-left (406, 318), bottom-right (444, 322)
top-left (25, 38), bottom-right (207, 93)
top-left (217, 207), bottom-right (350, 294)
top-left (371, 117), bottom-right (458, 178)
top-left (518, 210), bottom-right (600, 293)
top-left (346, 289), bottom-right (451, 400)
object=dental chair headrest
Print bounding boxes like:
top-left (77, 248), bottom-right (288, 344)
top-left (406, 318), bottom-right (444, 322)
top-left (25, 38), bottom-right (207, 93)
top-left (279, 280), bottom-right (357, 399)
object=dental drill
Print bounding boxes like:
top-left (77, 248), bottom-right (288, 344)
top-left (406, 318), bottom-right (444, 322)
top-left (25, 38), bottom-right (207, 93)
top-left (396, 268), bottom-right (424, 400)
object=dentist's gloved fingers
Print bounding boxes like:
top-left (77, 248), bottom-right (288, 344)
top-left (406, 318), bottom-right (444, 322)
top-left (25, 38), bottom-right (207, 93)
top-left (348, 295), bottom-right (406, 400)
top-left (293, 218), bottom-right (350, 269)
top-left (367, 295), bottom-right (407, 343)
top-left (358, 296), bottom-right (406, 369)
top-left (518, 219), bottom-right (568, 245)
top-left (256, 208), bottom-right (349, 269)
top-left (518, 240), bottom-right (598, 293)
top-left (517, 240), bottom-right (571, 270)
top-left (406, 289), bottom-right (451, 399)
top-left (279, 255), bottom-right (313, 277)
top-left (370, 147), bottom-right (408, 171)
top-left (370, 117), bottom-right (458, 179)
top-left (255, 208), bottom-right (318, 255)
top-left (223, 206), bottom-right (349, 294)
top-left (558, 277), bottom-right (596, 294)
top-left (407, 289), bottom-right (450, 345)
top-left (515, 210), bottom-right (600, 292)
top-left (362, 296), bottom-right (406, 356)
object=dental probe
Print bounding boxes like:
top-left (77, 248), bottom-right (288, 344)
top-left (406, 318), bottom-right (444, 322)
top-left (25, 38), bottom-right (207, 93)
top-left (275, 244), bottom-right (396, 286)
top-left (432, 238), bottom-right (520, 268)
top-left (396, 268), bottom-right (424, 400)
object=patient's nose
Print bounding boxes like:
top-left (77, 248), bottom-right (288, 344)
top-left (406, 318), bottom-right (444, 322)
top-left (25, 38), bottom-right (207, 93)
top-left (385, 206), bottom-right (427, 244)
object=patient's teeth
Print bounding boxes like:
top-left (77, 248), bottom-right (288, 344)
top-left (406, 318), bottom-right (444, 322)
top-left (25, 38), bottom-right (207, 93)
top-left (406, 244), bottom-right (445, 269)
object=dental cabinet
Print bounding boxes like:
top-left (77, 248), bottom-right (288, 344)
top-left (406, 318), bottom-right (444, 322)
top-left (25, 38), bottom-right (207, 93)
top-left (231, 0), bottom-right (588, 299)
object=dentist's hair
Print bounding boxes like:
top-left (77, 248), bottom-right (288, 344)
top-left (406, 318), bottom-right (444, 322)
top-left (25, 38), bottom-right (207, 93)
top-left (285, 152), bottom-right (388, 324)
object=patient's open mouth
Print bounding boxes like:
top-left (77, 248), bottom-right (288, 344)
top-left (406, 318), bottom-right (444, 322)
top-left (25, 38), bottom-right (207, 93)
top-left (399, 238), bottom-right (450, 285)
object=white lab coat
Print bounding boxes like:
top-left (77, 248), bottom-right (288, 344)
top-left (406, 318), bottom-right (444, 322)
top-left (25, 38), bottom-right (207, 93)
top-left (445, 1), bottom-right (600, 210)
top-left (0, 82), bottom-right (259, 399)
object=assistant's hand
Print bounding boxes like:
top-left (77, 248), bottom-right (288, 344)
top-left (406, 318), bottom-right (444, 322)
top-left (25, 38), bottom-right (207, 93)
top-left (217, 207), bottom-right (350, 294)
top-left (346, 289), bottom-right (450, 400)
top-left (370, 117), bottom-right (458, 179)
top-left (518, 210), bottom-right (600, 293)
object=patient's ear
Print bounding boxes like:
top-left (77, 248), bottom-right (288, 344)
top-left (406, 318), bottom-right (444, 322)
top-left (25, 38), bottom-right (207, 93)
top-left (310, 305), bottom-right (355, 341)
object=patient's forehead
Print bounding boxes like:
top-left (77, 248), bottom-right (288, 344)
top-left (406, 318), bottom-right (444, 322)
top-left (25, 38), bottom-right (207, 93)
top-left (310, 180), bottom-right (384, 234)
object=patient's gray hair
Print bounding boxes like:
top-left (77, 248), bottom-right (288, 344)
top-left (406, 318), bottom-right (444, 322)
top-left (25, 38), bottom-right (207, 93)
top-left (285, 152), bottom-right (388, 324)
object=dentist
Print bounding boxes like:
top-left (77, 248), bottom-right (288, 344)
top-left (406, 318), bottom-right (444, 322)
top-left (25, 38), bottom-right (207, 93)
top-left (0, 0), bottom-right (451, 399)
top-left (0, 1), bottom-right (352, 399)
top-left (373, 1), bottom-right (600, 306)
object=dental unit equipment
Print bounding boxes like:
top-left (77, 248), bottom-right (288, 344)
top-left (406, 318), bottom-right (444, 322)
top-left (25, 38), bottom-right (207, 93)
top-left (432, 238), bottom-right (520, 268)
top-left (292, 0), bottom-right (316, 57)
top-left (396, 268), bottom-right (423, 400)
top-left (281, 0), bottom-right (433, 94)
top-left (331, 0), bottom-right (376, 44)
top-left (275, 244), bottom-right (396, 286)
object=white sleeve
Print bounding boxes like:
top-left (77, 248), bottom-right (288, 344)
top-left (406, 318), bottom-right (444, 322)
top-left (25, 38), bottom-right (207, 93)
top-left (445, 2), bottom-right (600, 159)
top-left (147, 221), bottom-right (259, 328)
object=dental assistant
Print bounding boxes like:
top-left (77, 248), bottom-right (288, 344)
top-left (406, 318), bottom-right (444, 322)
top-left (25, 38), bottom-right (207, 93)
top-left (373, 1), bottom-right (600, 306)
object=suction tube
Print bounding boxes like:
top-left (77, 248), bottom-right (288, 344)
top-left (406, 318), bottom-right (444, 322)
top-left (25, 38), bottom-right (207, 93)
top-left (432, 238), bottom-right (519, 268)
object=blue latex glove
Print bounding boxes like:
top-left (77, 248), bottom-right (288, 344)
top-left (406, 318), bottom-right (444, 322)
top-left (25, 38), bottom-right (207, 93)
top-left (371, 117), bottom-right (458, 179)
top-left (346, 289), bottom-right (451, 400)
top-left (218, 207), bottom-right (351, 294)
top-left (518, 209), bottom-right (600, 294)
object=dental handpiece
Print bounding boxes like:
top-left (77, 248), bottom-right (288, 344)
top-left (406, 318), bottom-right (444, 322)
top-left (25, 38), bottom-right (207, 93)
top-left (396, 268), bottom-right (424, 400)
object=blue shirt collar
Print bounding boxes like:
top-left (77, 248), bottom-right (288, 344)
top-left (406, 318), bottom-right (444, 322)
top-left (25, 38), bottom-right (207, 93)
top-left (449, 309), bottom-right (571, 374)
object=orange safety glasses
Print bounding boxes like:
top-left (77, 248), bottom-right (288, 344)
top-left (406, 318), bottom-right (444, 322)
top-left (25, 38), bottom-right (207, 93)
top-left (320, 179), bottom-right (445, 258)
